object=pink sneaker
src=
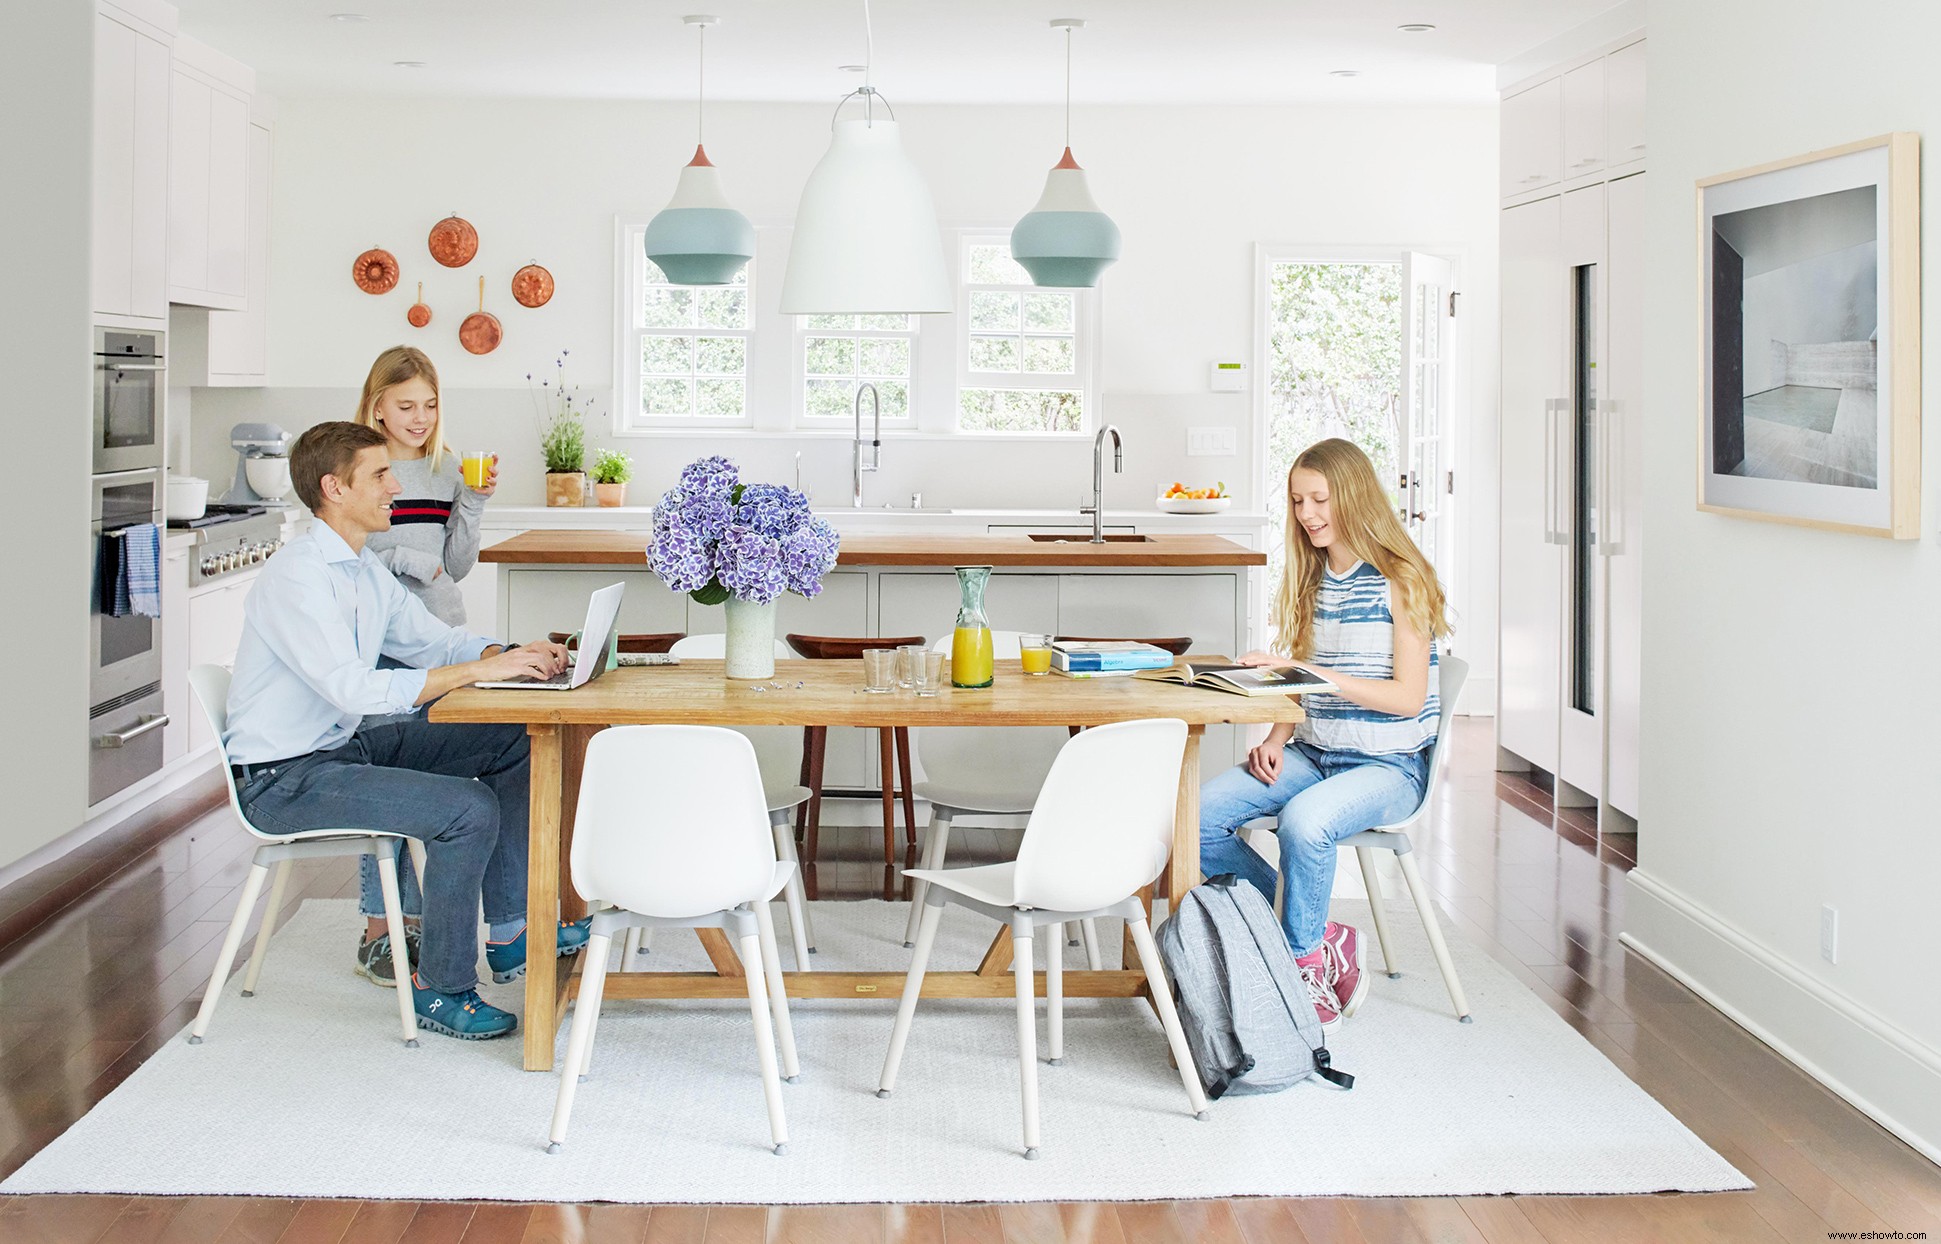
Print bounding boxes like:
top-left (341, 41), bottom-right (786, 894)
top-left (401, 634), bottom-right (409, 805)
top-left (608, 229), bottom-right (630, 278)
top-left (1294, 947), bottom-right (1342, 1033)
top-left (1322, 921), bottom-right (1370, 1018)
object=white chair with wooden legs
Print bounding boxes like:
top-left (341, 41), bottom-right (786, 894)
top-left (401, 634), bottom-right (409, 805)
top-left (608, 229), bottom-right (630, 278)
top-left (619, 635), bottom-right (814, 970)
top-left (905, 632), bottom-right (1100, 966)
top-left (878, 718), bottom-right (1210, 1160)
top-left (547, 725), bottom-right (799, 1156)
top-left (1244, 654), bottom-right (1473, 1023)
top-left (184, 665), bottom-right (428, 1048)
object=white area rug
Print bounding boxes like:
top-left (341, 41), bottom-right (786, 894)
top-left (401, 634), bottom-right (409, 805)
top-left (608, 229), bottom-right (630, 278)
top-left (2, 898), bottom-right (1747, 1203)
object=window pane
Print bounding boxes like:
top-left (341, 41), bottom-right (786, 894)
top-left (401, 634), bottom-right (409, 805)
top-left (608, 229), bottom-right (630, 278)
top-left (642, 288), bottom-right (694, 329)
top-left (697, 288), bottom-right (747, 330)
top-left (804, 336), bottom-right (856, 376)
top-left (862, 338), bottom-right (911, 377)
top-left (804, 378), bottom-right (853, 420)
top-left (958, 388), bottom-right (1083, 433)
top-left (1024, 335), bottom-right (1075, 373)
top-left (696, 377), bottom-right (745, 419)
top-left (1023, 293), bottom-right (1074, 332)
top-left (858, 313), bottom-right (913, 332)
top-left (968, 244), bottom-right (1031, 285)
top-left (643, 259), bottom-right (675, 287)
top-left (695, 335), bottom-right (745, 375)
top-left (969, 291), bottom-right (1020, 332)
top-left (969, 335), bottom-right (1020, 372)
top-left (641, 335), bottom-right (694, 375)
top-left (805, 313), bottom-right (854, 330)
top-left (876, 380), bottom-right (909, 417)
top-left (643, 376), bottom-right (694, 416)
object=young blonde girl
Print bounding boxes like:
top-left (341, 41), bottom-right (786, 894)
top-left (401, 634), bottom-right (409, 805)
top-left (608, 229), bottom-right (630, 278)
top-left (1198, 438), bottom-right (1450, 1032)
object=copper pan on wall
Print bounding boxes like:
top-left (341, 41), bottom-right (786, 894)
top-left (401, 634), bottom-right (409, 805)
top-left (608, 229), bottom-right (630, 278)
top-left (407, 281), bottom-right (431, 327)
top-left (511, 262), bottom-right (554, 308)
top-left (428, 215), bottom-right (479, 268)
top-left (459, 276), bottom-right (501, 354)
top-left (352, 248), bottom-right (399, 294)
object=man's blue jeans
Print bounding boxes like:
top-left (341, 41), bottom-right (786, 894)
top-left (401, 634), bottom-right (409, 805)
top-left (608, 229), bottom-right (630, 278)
top-left (1199, 740), bottom-right (1428, 957)
top-left (237, 717), bottom-right (531, 995)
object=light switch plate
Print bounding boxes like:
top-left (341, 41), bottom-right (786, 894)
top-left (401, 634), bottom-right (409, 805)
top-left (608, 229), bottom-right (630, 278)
top-left (1187, 427), bottom-right (1238, 457)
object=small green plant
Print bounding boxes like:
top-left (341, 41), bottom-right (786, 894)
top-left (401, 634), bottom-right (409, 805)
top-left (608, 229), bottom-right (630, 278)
top-left (592, 449), bottom-right (634, 485)
top-left (528, 351), bottom-right (594, 474)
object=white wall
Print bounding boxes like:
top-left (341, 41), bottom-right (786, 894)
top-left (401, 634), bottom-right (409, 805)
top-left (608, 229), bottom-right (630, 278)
top-left (0, 5), bottom-right (96, 870)
top-left (1628, 0), bottom-right (1941, 1162)
top-left (189, 96), bottom-right (1499, 689)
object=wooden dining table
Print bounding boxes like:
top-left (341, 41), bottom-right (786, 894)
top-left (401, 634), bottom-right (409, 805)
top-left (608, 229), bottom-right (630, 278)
top-left (431, 658), bottom-right (1305, 1071)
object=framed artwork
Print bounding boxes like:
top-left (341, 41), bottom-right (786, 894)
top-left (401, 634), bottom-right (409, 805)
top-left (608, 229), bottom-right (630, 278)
top-left (1698, 132), bottom-right (1921, 537)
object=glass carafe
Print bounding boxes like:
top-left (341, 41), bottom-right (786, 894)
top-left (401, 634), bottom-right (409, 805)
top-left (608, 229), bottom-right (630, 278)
top-left (950, 564), bottom-right (995, 689)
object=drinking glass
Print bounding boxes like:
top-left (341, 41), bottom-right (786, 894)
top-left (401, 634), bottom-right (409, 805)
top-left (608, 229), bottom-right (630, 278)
top-left (462, 451), bottom-right (494, 490)
top-left (1019, 633), bottom-right (1053, 676)
top-left (862, 648), bottom-right (898, 693)
top-left (914, 649), bottom-right (947, 697)
top-left (896, 643), bottom-right (926, 690)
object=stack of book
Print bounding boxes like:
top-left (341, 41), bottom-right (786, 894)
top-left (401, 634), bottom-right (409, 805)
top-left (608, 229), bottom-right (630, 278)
top-left (1049, 640), bottom-right (1178, 678)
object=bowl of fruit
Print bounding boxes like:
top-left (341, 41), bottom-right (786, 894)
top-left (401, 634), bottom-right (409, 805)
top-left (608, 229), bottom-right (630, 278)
top-left (1157, 481), bottom-right (1232, 514)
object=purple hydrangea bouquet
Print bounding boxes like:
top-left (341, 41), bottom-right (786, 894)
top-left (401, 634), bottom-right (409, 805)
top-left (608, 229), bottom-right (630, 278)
top-left (650, 455), bottom-right (840, 604)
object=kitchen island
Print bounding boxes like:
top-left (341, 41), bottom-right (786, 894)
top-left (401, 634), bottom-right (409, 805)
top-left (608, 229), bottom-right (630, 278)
top-left (481, 528), bottom-right (1268, 783)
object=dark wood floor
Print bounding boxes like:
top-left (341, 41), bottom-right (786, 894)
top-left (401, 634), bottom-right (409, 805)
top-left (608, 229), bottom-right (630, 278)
top-left (3, 719), bottom-right (1939, 1243)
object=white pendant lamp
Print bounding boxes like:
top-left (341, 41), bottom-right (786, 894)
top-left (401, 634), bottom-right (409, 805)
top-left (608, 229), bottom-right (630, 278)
top-left (642, 15), bottom-right (754, 286)
top-left (779, 0), bottom-right (952, 315)
top-left (1011, 18), bottom-right (1121, 288)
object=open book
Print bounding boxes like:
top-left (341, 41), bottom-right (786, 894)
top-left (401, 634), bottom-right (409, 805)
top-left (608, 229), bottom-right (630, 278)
top-left (1135, 661), bottom-right (1335, 698)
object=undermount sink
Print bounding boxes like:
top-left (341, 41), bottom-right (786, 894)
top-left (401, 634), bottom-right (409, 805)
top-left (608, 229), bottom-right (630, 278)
top-left (1025, 533), bottom-right (1156, 543)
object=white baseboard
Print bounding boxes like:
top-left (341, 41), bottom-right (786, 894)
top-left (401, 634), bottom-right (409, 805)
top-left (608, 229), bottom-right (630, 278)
top-left (0, 749), bottom-right (221, 896)
top-left (1624, 867), bottom-right (1941, 1167)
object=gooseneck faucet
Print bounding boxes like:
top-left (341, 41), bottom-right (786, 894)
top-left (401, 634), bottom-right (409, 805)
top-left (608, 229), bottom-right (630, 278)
top-left (1081, 423), bottom-right (1123, 543)
top-left (852, 382), bottom-right (881, 508)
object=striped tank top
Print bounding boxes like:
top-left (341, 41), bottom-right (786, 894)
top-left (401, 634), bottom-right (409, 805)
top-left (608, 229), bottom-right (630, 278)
top-left (1294, 560), bottom-right (1439, 757)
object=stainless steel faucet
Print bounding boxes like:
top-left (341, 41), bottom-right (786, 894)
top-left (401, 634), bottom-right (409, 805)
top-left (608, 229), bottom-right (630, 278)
top-left (852, 382), bottom-right (881, 508)
top-left (1081, 423), bottom-right (1123, 543)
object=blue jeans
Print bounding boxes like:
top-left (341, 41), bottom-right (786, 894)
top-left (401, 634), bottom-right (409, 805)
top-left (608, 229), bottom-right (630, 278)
top-left (1199, 740), bottom-right (1429, 957)
top-left (237, 717), bottom-right (531, 994)
top-left (358, 841), bottom-right (423, 920)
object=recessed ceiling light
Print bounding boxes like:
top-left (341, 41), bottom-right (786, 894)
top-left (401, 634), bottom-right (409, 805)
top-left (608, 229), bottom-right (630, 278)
top-left (393, 60), bottom-right (427, 69)
top-left (1329, 69), bottom-right (1362, 78)
top-left (328, 12), bottom-right (368, 22)
top-left (1398, 23), bottom-right (1437, 33)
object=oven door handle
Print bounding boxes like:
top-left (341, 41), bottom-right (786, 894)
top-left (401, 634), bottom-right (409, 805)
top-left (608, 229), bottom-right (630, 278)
top-left (99, 361), bottom-right (165, 372)
top-left (93, 714), bottom-right (169, 748)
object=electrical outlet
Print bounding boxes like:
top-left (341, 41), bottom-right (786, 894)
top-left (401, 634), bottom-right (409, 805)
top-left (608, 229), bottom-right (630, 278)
top-left (1820, 905), bottom-right (1838, 964)
top-left (1187, 426), bottom-right (1237, 457)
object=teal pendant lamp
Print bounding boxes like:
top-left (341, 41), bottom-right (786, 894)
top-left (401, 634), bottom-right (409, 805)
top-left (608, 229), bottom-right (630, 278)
top-left (1011, 18), bottom-right (1121, 288)
top-left (643, 15), bottom-right (754, 286)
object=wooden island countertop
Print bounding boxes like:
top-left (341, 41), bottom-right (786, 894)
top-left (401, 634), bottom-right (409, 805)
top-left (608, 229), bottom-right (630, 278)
top-left (481, 529), bottom-right (1266, 568)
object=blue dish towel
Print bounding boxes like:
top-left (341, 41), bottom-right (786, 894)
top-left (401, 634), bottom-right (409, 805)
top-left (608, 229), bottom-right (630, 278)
top-left (123, 522), bottom-right (162, 618)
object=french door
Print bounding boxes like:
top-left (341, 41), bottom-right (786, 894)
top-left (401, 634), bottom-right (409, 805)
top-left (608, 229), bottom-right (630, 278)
top-left (1400, 252), bottom-right (1456, 583)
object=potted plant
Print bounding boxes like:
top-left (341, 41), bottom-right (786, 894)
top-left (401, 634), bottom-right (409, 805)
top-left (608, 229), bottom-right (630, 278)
top-left (591, 449), bottom-right (633, 507)
top-left (648, 456), bottom-right (840, 679)
top-left (530, 352), bottom-right (591, 506)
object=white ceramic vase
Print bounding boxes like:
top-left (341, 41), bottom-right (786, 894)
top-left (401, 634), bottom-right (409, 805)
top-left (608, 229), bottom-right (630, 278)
top-left (722, 596), bottom-right (777, 680)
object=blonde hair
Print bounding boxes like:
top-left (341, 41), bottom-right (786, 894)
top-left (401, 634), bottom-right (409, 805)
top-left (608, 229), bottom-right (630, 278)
top-left (1271, 438), bottom-right (1450, 660)
top-left (353, 346), bottom-right (450, 471)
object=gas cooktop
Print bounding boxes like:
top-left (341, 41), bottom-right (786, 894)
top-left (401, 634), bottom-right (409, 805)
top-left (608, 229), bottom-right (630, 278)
top-left (168, 503), bottom-right (269, 529)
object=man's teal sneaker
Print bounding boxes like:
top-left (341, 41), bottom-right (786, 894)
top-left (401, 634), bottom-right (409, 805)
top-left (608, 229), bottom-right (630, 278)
top-left (410, 977), bottom-right (517, 1041)
top-left (485, 918), bottom-right (594, 985)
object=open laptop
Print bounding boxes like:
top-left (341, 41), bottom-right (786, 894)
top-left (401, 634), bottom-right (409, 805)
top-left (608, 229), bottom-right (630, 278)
top-left (475, 582), bottom-right (624, 691)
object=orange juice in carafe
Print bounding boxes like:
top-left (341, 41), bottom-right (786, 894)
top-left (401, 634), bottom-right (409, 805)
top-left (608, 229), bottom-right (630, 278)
top-left (950, 565), bottom-right (995, 688)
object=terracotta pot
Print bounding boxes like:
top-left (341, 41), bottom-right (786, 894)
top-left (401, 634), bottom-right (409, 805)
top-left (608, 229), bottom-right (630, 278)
top-left (546, 471), bottom-right (586, 507)
top-left (593, 482), bottom-right (627, 508)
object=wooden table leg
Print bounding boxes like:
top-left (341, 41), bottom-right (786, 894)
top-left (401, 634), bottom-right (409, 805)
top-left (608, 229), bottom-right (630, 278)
top-left (696, 928), bottom-right (747, 976)
top-left (524, 723), bottom-right (564, 1072)
top-left (1169, 726), bottom-right (1203, 904)
top-left (557, 724), bottom-right (596, 923)
top-left (877, 728), bottom-right (897, 867)
top-left (894, 727), bottom-right (917, 854)
top-left (978, 927), bottom-right (1015, 975)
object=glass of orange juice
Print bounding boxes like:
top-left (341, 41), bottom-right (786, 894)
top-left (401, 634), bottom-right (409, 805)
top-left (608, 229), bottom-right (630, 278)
top-left (462, 450), bottom-right (493, 490)
top-left (1019, 633), bottom-right (1053, 675)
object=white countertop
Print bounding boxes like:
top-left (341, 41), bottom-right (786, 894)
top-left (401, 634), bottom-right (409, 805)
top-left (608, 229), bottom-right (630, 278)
top-left (481, 505), bottom-right (1269, 535)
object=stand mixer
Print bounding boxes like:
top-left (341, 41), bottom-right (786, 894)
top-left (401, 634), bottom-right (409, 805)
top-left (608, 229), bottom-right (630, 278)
top-left (221, 422), bottom-right (295, 507)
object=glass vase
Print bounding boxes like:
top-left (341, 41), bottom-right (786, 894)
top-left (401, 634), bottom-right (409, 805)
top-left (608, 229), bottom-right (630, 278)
top-left (723, 596), bottom-right (777, 680)
top-left (951, 565), bottom-right (995, 689)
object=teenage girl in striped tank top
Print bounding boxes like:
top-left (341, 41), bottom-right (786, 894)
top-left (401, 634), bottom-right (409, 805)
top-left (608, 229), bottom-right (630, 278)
top-left (1199, 438), bottom-right (1451, 1032)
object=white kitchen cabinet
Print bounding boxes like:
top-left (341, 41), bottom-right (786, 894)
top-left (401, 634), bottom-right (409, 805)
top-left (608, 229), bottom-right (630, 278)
top-left (503, 568), bottom-right (687, 644)
top-left (1561, 59), bottom-right (1608, 180)
top-left (175, 113), bottom-right (274, 385)
top-left (1606, 41), bottom-right (1647, 168)
top-left (161, 544), bottom-right (190, 765)
top-left (167, 37), bottom-right (252, 311)
top-left (1557, 186), bottom-right (1607, 798)
top-left (1604, 173), bottom-right (1646, 819)
top-left (1500, 78), bottom-right (1562, 199)
top-left (876, 572), bottom-right (1059, 643)
top-left (91, 4), bottom-right (172, 323)
top-left (186, 578), bottom-right (249, 755)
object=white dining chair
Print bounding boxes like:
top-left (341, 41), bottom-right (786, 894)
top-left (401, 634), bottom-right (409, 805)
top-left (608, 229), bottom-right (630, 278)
top-left (547, 725), bottom-right (800, 1156)
top-left (878, 718), bottom-right (1209, 1159)
top-left (905, 631), bottom-right (1099, 965)
top-left (184, 664), bottom-right (428, 1047)
top-left (1242, 654), bottom-right (1472, 1022)
top-left (618, 634), bottom-right (814, 970)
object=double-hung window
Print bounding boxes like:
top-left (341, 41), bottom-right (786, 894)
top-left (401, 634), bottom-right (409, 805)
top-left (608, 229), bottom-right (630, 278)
top-left (618, 221), bottom-right (754, 431)
top-left (797, 314), bottom-right (918, 426)
top-left (956, 238), bottom-right (1095, 434)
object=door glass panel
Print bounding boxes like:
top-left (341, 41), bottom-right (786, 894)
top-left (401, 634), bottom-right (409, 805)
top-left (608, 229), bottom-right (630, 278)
top-left (1571, 264), bottom-right (1599, 714)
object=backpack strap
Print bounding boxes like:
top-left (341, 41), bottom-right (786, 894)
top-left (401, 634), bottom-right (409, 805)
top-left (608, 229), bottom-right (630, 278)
top-left (1220, 883), bottom-right (1355, 1091)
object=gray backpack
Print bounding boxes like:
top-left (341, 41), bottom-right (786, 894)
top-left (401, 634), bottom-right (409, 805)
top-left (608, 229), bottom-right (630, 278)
top-left (1156, 874), bottom-right (1355, 1098)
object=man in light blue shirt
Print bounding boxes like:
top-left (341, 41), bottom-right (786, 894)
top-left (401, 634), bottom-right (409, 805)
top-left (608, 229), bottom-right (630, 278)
top-left (226, 421), bottom-right (585, 1041)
